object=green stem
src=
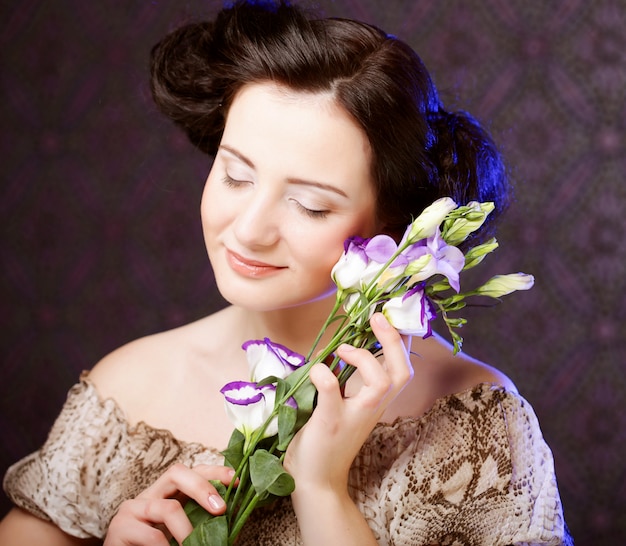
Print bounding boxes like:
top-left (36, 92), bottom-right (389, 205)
top-left (227, 440), bottom-right (282, 544)
top-left (228, 489), bottom-right (263, 544)
top-left (305, 298), bottom-right (344, 361)
top-left (226, 461), bottom-right (250, 519)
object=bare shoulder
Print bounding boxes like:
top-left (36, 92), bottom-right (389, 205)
top-left (411, 332), bottom-right (517, 393)
top-left (85, 306), bottom-right (245, 434)
top-left (89, 307), bottom-right (235, 388)
top-left (455, 351), bottom-right (518, 393)
top-left (88, 327), bottom-right (180, 399)
top-left (383, 332), bottom-right (517, 422)
top-left (88, 318), bottom-right (205, 412)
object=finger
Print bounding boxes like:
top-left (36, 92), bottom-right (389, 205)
top-left (193, 465), bottom-right (238, 513)
top-left (106, 498), bottom-right (183, 546)
top-left (335, 343), bottom-right (391, 408)
top-left (139, 464), bottom-right (232, 515)
top-left (308, 363), bottom-right (344, 427)
top-left (142, 498), bottom-right (193, 545)
top-left (370, 313), bottom-right (413, 388)
top-left (192, 464), bottom-right (238, 487)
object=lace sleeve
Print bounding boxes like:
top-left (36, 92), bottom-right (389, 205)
top-left (2, 374), bottom-right (222, 539)
top-left (349, 384), bottom-right (571, 545)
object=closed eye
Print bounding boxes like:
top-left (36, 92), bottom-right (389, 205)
top-left (222, 174), bottom-right (251, 188)
top-left (291, 199), bottom-right (329, 219)
top-left (223, 173), bottom-right (329, 218)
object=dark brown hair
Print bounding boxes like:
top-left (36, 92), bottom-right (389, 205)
top-left (150, 0), bottom-right (509, 242)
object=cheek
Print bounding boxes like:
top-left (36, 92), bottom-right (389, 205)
top-left (290, 226), bottom-right (347, 277)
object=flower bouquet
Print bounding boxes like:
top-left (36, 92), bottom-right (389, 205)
top-left (172, 197), bottom-right (534, 546)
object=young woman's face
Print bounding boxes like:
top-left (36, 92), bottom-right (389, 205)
top-left (201, 82), bottom-right (379, 311)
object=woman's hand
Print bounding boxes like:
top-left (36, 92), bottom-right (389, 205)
top-left (284, 313), bottom-right (412, 545)
top-left (104, 463), bottom-right (235, 546)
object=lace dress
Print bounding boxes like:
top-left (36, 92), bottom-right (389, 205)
top-left (3, 374), bottom-right (572, 545)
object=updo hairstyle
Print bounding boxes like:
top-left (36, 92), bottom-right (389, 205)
top-left (150, 0), bottom-right (509, 242)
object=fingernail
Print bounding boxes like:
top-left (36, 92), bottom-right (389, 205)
top-left (338, 343), bottom-right (356, 352)
top-left (227, 468), bottom-right (236, 479)
top-left (208, 494), bottom-right (225, 510)
top-left (373, 313), bottom-right (390, 328)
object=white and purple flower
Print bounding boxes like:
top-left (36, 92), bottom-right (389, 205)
top-left (382, 285), bottom-right (436, 337)
top-left (243, 338), bottom-right (306, 382)
top-left (331, 234), bottom-right (407, 293)
top-left (403, 229), bottom-right (465, 292)
top-left (220, 381), bottom-right (297, 440)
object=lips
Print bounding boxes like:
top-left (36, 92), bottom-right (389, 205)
top-left (226, 249), bottom-right (285, 278)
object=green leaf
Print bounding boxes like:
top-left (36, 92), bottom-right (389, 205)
top-left (277, 402), bottom-right (297, 450)
top-left (182, 514), bottom-right (229, 546)
top-left (445, 317), bottom-right (467, 328)
top-left (183, 499), bottom-right (211, 529)
top-left (443, 301), bottom-right (467, 312)
top-left (428, 278), bottom-right (451, 293)
top-left (274, 377), bottom-right (289, 401)
top-left (283, 365), bottom-right (317, 430)
top-left (221, 429), bottom-right (245, 470)
top-left (450, 330), bottom-right (464, 355)
top-left (256, 375), bottom-right (280, 387)
top-left (462, 238), bottom-right (499, 270)
top-left (249, 449), bottom-right (295, 497)
top-left (171, 482), bottom-right (229, 546)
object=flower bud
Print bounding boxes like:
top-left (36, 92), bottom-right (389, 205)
top-left (475, 273), bottom-right (535, 298)
top-left (404, 254), bottom-right (433, 276)
top-left (404, 197), bottom-right (457, 243)
top-left (442, 201), bottom-right (495, 246)
top-left (462, 238), bottom-right (499, 270)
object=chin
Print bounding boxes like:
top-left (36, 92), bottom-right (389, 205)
top-left (217, 280), bottom-right (336, 312)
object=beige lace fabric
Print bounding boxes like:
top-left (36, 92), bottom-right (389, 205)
top-left (3, 375), bottom-right (570, 545)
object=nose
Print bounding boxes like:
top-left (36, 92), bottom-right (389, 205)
top-left (232, 190), bottom-right (281, 248)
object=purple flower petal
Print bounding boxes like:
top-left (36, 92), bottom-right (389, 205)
top-left (220, 381), bottom-right (264, 406)
top-left (343, 235), bottom-right (369, 260)
top-left (243, 338), bottom-right (306, 382)
top-left (364, 235), bottom-right (400, 263)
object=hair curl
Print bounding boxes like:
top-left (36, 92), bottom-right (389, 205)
top-left (150, 0), bottom-right (509, 242)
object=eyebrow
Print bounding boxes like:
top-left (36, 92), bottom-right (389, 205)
top-left (219, 144), bottom-right (349, 198)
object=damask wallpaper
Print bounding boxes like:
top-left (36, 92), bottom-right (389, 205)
top-left (1, 1), bottom-right (624, 544)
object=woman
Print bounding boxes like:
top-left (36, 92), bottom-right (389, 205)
top-left (0, 1), bottom-right (571, 544)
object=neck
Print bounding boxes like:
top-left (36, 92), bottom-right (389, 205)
top-left (235, 295), bottom-right (339, 358)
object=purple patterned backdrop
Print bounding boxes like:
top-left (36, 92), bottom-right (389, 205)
top-left (1, 1), bottom-right (625, 543)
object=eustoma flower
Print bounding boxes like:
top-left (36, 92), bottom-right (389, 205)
top-left (220, 382), bottom-right (296, 442)
top-left (331, 234), bottom-right (406, 293)
top-left (403, 229), bottom-right (465, 292)
top-left (243, 338), bottom-right (306, 382)
top-left (177, 197), bottom-right (535, 546)
top-left (382, 285), bottom-right (436, 337)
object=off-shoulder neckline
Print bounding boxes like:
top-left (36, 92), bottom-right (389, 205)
top-left (78, 371), bottom-right (520, 455)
